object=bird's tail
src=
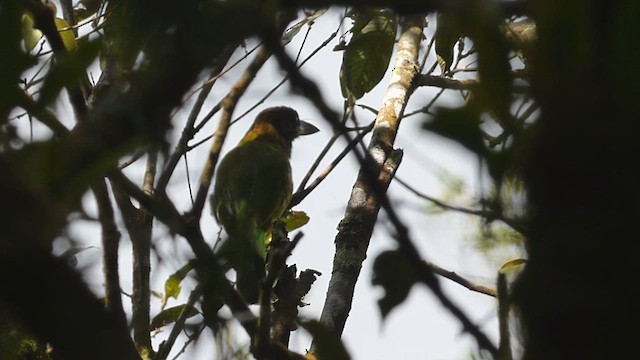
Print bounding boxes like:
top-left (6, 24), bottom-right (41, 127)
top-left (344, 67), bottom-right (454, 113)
top-left (220, 225), bottom-right (266, 304)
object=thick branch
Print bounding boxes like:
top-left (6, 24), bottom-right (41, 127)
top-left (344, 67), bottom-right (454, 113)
top-left (111, 178), bottom-right (153, 355)
top-left (497, 273), bottom-right (512, 359)
top-left (265, 14), bottom-right (498, 355)
top-left (92, 179), bottom-right (128, 330)
top-left (317, 16), bottom-right (422, 339)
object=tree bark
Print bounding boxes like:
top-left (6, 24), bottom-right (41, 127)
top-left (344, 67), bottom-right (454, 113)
top-left (316, 15), bottom-right (424, 338)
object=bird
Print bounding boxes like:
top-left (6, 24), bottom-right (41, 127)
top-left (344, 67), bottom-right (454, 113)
top-left (211, 106), bottom-right (319, 303)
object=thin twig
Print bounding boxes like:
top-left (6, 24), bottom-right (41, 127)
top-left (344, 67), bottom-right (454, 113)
top-left (157, 46), bottom-right (236, 192)
top-left (290, 121), bottom-right (374, 207)
top-left (229, 16), bottom-right (343, 128)
top-left (170, 323), bottom-right (205, 360)
top-left (155, 287), bottom-right (203, 360)
top-left (118, 150), bottom-right (146, 170)
top-left (395, 176), bottom-right (528, 234)
top-left (395, 176), bottom-right (493, 217)
top-left (190, 47), bottom-right (271, 220)
top-left (403, 86), bottom-right (445, 117)
top-left (425, 261), bottom-right (497, 297)
top-left (418, 17), bottom-right (435, 73)
top-left (296, 105), bottom-right (355, 192)
top-left (183, 43), bottom-right (261, 102)
top-left (188, 16), bottom-right (341, 146)
top-left (17, 90), bottom-right (69, 135)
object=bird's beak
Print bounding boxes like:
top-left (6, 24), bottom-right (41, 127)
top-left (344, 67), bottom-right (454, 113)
top-left (297, 120), bottom-right (320, 136)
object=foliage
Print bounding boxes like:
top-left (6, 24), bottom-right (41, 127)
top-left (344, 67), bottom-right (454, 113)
top-left (5, 0), bottom-right (638, 359)
top-left (338, 9), bottom-right (397, 103)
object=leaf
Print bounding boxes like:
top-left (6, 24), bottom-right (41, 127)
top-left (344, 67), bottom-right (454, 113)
top-left (499, 258), bottom-right (527, 274)
top-left (281, 210), bottom-right (310, 232)
top-left (37, 39), bottom-right (101, 106)
top-left (54, 17), bottom-right (77, 52)
top-left (425, 107), bottom-right (485, 156)
top-left (282, 9), bottom-right (327, 45)
top-left (295, 268), bottom-right (321, 304)
top-left (434, 12), bottom-right (463, 75)
top-left (339, 9), bottom-right (397, 102)
top-left (2, 1), bottom-right (34, 119)
top-left (21, 13), bottom-right (43, 52)
top-left (59, 246), bottom-right (96, 268)
top-left (300, 320), bottom-right (351, 360)
top-left (161, 261), bottom-right (194, 309)
top-left (150, 304), bottom-right (199, 330)
top-left (462, 3), bottom-right (512, 123)
top-left (371, 250), bottom-right (418, 319)
top-left (504, 19), bottom-right (536, 60)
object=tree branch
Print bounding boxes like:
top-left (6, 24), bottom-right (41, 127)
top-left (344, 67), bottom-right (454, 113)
top-left (156, 46), bottom-right (236, 193)
top-left (416, 73), bottom-right (530, 93)
top-left (497, 272), bottom-right (512, 359)
top-left (190, 47), bottom-right (271, 220)
top-left (290, 122), bottom-right (374, 207)
top-left (424, 261), bottom-right (497, 297)
top-left (110, 177), bottom-right (153, 356)
top-left (265, 14), bottom-right (498, 355)
top-left (279, 0), bottom-right (530, 16)
top-left (92, 179), bottom-right (128, 330)
top-left (316, 15), bottom-right (422, 340)
top-left (24, 0), bottom-right (88, 119)
top-left (155, 286), bottom-right (203, 360)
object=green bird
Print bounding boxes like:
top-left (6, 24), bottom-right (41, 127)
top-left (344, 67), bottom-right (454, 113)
top-left (211, 106), bottom-right (319, 303)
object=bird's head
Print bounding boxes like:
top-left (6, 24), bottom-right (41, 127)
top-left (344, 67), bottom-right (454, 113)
top-left (241, 106), bottom-right (319, 154)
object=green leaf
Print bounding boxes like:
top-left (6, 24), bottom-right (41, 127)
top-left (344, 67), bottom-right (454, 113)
top-left (499, 258), bottom-right (527, 274)
top-left (281, 210), bottom-right (310, 232)
top-left (425, 107), bottom-right (485, 156)
top-left (339, 9), bottom-right (396, 101)
top-left (371, 250), bottom-right (418, 319)
top-left (150, 304), bottom-right (199, 330)
top-left (161, 261), bottom-right (194, 309)
top-left (37, 40), bottom-right (101, 106)
top-left (2, 1), bottom-right (36, 120)
top-left (54, 17), bottom-right (77, 52)
top-left (434, 12), bottom-right (463, 75)
top-left (301, 320), bottom-right (351, 360)
top-left (21, 13), bottom-right (43, 52)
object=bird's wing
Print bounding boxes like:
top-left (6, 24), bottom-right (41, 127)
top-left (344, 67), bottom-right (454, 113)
top-left (213, 140), bottom-right (292, 232)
